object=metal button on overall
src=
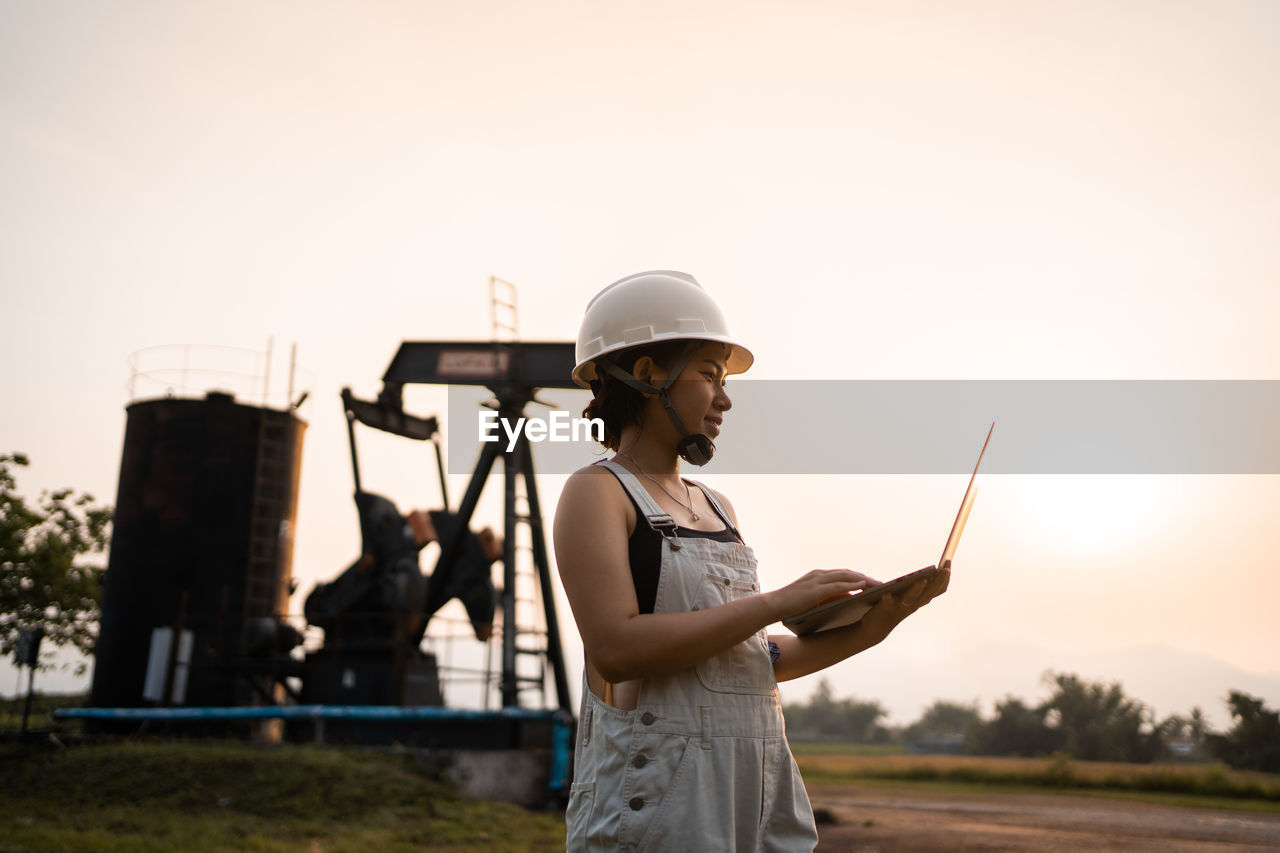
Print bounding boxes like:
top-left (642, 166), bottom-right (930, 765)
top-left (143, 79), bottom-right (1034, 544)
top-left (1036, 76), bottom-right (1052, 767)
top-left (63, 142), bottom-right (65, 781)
top-left (632, 754), bottom-right (648, 768)
top-left (640, 711), bottom-right (655, 726)
top-left (629, 796), bottom-right (644, 811)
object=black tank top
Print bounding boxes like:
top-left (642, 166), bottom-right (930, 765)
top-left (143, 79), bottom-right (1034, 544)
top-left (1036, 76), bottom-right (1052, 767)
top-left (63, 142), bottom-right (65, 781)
top-left (605, 467), bottom-right (742, 615)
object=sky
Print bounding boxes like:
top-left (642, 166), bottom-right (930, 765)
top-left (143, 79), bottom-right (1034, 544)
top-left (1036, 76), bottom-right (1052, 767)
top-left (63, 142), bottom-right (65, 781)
top-left (3, 1), bottom-right (1278, 730)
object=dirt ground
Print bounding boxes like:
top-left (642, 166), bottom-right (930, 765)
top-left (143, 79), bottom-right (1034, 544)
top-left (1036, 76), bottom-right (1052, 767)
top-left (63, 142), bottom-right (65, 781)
top-left (808, 783), bottom-right (1280, 852)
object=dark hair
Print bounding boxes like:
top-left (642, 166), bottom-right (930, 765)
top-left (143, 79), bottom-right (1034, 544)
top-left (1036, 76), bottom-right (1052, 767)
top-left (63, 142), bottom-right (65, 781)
top-left (582, 339), bottom-right (693, 451)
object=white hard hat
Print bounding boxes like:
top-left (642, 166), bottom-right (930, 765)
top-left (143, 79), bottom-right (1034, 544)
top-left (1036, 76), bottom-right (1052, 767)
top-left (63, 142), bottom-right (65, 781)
top-left (572, 270), bottom-right (754, 388)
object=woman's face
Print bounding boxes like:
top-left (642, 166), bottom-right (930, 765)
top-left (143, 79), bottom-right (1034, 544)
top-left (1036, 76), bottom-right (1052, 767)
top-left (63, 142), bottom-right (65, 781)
top-left (644, 341), bottom-right (733, 442)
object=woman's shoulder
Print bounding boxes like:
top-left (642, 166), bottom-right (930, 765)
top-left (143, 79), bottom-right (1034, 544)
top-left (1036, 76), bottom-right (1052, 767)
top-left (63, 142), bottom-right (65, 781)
top-left (558, 463), bottom-right (633, 524)
top-left (564, 461), bottom-right (621, 490)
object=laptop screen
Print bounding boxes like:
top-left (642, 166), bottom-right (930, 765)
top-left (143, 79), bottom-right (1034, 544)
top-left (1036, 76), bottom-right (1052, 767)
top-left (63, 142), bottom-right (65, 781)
top-left (939, 421), bottom-right (994, 569)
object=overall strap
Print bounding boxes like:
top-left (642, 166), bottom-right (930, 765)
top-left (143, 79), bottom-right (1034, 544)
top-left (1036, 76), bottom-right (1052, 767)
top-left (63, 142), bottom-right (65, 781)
top-left (686, 479), bottom-right (742, 542)
top-left (596, 459), bottom-right (685, 550)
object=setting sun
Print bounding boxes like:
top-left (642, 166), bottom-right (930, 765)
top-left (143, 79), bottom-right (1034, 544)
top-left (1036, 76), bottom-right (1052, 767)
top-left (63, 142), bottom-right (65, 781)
top-left (1001, 476), bottom-right (1171, 557)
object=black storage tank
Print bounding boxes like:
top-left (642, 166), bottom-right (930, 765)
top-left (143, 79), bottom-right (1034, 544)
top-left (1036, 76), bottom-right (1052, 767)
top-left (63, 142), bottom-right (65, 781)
top-left (90, 391), bottom-right (305, 709)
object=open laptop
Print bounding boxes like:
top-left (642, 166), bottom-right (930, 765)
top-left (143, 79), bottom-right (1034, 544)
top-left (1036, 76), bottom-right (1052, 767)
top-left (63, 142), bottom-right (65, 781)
top-left (782, 422), bottom-right (994, 636)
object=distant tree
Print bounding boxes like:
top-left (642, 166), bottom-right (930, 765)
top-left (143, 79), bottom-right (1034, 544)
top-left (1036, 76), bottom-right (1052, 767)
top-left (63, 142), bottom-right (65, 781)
top-left (1205, 691), bottom-right (1280, 772)
top-left (903, 700), bottom-right (982, 753)
top-left (836, 696), bottom-right (891, 744)
top-left (1188, 707), bottom-right (1207, 743)
top-left (0, 453), bottom-right (111, 672)
top-left (969, 696), bottom-right (1063, 757)
top-left (1041, 672), bottom-right (1162, 762)
top-left (1152, 712), bottom-right (1209, 760)
top-left (783, 678), bottom-right (890, 743)
top-left (1157, 713), bottom-right (1189, 739)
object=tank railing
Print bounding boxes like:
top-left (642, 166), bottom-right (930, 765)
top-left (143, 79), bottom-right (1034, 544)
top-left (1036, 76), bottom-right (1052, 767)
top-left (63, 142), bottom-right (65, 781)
top-left (126, 343), bottom-right (312, 410)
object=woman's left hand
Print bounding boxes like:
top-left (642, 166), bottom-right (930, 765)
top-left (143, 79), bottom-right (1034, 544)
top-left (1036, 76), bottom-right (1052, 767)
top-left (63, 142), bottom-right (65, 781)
top-left (857, 566), bottom-right (951, 645)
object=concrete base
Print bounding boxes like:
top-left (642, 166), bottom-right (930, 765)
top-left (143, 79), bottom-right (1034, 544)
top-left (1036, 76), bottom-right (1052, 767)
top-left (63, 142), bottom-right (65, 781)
top-left (444, 748), bottom-right (552, 807)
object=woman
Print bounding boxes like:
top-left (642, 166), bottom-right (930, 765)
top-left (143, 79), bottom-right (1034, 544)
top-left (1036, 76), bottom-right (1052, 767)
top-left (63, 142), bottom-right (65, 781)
top-left (554, 271), bottom-right (949, 852)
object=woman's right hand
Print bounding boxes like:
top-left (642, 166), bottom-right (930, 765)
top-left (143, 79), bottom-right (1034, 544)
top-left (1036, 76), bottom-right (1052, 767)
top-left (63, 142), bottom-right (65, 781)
top-left (766, 569), bottom-right (880, 622)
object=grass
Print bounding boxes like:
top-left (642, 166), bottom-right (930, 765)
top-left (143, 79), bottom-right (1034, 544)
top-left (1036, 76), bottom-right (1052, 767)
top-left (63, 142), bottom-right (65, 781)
top-left (5, 734), bottom-right (1279, 851)
top-left (0, 740), bottom-right (567, 852)
top-left (793, 750), bottom-right (1280, 810)
top-left (0, 690), bottom-right (88, 733)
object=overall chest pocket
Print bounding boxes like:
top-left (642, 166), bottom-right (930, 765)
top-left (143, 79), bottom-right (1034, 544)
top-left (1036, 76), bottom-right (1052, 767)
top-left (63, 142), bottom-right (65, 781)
top-left (692, 571), bottom-right (775, 694)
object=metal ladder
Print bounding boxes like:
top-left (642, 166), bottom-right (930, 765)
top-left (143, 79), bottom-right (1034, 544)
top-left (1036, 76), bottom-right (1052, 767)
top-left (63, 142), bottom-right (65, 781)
top-left (480, 471), bottom-right (552, 709)
top-left (489, 275), bottom-right (519, 340)
top-left (244, 411), bottom-right (290, 622)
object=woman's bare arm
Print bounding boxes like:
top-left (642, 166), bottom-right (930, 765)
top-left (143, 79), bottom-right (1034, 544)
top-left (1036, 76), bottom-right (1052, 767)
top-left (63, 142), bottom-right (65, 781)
top-left (704, 485), bottom-right (952, 683)
top-left (554, 467), bottom-right (871, 683)
top-left (769, 568), bottom-right (951, 682)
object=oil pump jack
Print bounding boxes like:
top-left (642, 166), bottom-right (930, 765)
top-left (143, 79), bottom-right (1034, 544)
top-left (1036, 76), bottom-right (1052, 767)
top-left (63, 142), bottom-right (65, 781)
top-left (301, 341), bottom-right (576, 714)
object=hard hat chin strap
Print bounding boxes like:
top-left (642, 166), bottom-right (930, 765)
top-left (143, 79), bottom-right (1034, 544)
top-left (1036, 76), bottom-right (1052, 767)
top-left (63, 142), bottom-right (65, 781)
top-left (595, 342), bottom-right (717, 466)
top-left (674, 426), bottom-right (716, 466)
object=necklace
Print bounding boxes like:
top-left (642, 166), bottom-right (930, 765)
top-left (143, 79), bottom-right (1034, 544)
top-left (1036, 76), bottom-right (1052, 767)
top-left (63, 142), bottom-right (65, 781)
top-left (618, 450), bottom-right (700, 521)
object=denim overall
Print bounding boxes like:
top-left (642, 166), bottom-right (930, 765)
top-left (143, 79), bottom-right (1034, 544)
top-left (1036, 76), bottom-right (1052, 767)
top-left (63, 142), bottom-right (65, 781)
top-left (566, 460), bottom-right (818, 852)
